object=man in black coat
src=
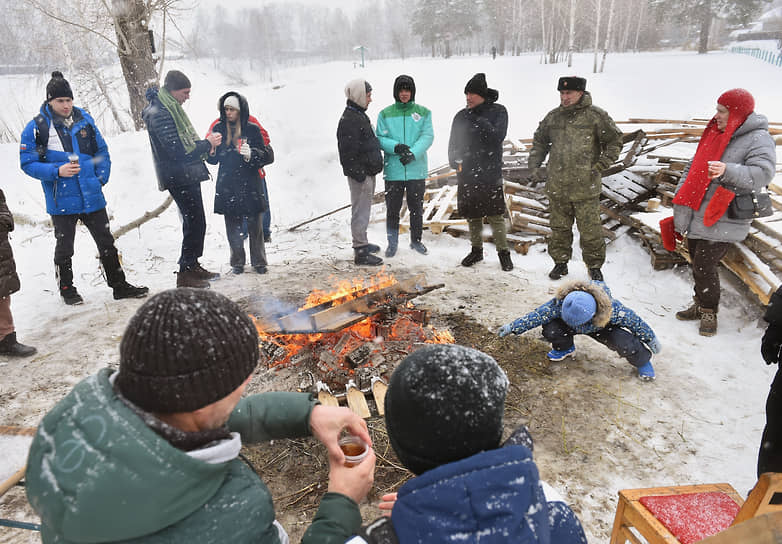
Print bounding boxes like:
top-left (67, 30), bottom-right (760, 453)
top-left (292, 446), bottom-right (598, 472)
top-left (337, 78), bottom-right (384, 266)
top-left (0, 190), bottom-right (36, 357)
top-left (448, 73), bottom-right (513, 272)
top-left (142, 70), bottom-right (222, 288)
top-left (759, 285), bottom-right (782, 475)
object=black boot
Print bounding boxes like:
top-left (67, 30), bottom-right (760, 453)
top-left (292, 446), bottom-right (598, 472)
top-left (386, 231), bottom-right (398, 258)
top-left (355, 246), bottom-right (383, 266)
top-left (410, 241), bottom-right (428, 255)
top-left (113, 281), bottom-right (149, 300)
top-left (588, 268), bottom-right (604, 281)
top-left (461, 247), bottom-right (483, 267)
top-left (56, 262), bottom-right (84, 305)
top-left (498, 250), bottom-right (513, 271)
top-left (548, 263), bottom-right (568, 280)
top-left (176, 270), bottom-right (210, 288)
top-left (0, 332), bottom-right (37, 357)
top-left (101, 254), bottom-right (149, 300)
top-left (366, 243), bottom-right (381, 254)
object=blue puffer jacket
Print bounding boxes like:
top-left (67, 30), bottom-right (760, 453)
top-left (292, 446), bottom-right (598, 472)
top-left (388, 445), bottom-right (584, 543)
top-left (376, 77), bottom-right (433, 182)
top-left (507, 280), bottom-right (657, 345)
top-left (20, 104), bottom-right (110, 215)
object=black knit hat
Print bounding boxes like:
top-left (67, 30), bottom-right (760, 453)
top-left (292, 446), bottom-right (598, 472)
top-left (557, 76), bottom-right (586, 91)
top-left (116, 288), bottom-right (260, 413)
top-left (464, 73), bottom-right (499, 103)
top-left (46, 71), bottom-right (73, 101)
top-left (163, 70), bottom-right (192, 91)
top-left (384, 344), bottom-right (509, 475)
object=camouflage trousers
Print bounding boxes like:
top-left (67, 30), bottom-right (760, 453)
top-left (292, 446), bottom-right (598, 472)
top-left (548, 196), bottom-right (605, 268)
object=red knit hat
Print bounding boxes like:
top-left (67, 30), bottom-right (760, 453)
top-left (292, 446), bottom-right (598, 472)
top-left (717, 88), bottom-right (755, 132)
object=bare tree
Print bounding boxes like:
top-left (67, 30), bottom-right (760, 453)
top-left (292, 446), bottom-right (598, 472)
top-left (567, 0), bottom-right (577, 67)
top-left (593, 0), bottom-right (602, 72)
top-left (599, 0), bottom-right (616, 72)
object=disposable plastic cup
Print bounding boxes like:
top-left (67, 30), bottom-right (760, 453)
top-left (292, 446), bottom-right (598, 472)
top-left (338, 435), bottom-right (368, 467)
top-left (68, 154), bottom-right (79, 164)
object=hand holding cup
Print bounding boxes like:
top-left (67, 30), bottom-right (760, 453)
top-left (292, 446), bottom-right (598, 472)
top-left (707, 160), bottom-right (726, 180)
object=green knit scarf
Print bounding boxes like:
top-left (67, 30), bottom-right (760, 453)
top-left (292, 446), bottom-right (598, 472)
top-left (158, 87), bottom-right (203, 157)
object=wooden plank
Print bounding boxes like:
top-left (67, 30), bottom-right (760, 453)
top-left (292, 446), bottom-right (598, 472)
top-left (0, 426), bottom-right (36, 436)
top-left (346, 381), bottom-right (371, 419)
top-left (0, 466), bottom-right (25, 497)
top-left (371, 379), bottom-right (387, 416)
top-left (317, 389), bottom-right (340, 407)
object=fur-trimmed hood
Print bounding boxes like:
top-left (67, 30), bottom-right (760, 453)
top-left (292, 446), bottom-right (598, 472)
top-left (555, 281), bottom-right (612, 328)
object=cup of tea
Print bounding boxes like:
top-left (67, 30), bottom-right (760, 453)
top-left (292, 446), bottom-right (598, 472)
top-left (68, 153), bottom-right (79, 165)
top-left (338, 434), bottom-right (369, 467)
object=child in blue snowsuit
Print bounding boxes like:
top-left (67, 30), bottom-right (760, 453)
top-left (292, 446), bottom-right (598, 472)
top-left (498, 280), bottom-right (660, 381)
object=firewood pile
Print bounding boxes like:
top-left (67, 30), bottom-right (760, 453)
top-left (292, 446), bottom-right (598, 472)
top-left (400, 119), bottom-right (782, 305)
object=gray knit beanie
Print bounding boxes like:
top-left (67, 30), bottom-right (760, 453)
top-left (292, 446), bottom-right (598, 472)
top-left (163, 70), bottom-right (192, 91)
top-left (117, 288), bottom-right (259, 413)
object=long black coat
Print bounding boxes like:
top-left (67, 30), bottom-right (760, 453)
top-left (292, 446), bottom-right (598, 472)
top-left (448, 100), bottom-right (508, 218)
top-left (336, 100), bottom-right (383, 181)
top-left (0, 190), bottom-right (20, 299)
top-left (207, 92), bottom-right (274, 216)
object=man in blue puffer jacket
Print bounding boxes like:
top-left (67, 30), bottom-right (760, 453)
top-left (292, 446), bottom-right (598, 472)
top-left (347, 344), bottom-right (588, 544)
top-left (376, 75), bottom-right (433, 257)
top-left (19, 71), bottom-right (148, 305)
top-left (498, 280), bottom-right (660, 381)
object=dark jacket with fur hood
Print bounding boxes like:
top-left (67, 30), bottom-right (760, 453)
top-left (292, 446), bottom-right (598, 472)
top-left (0, 190), bottom-right (20, 299)
top-left (505, 281), bottom-right (657, 344)
top-left (206, 92), bottom-right (274, 216)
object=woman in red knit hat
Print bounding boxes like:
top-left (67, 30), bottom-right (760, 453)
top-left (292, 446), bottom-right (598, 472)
top-left (668, 89), bottom-right (776, 336)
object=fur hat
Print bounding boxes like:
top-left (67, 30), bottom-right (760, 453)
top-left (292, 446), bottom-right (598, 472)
top-left (557, 76), bottom-right (587, 92)
top-left (223, 95), bottom-right (240, 110)
top-left (561, 291), bottom-right (597, 327)
top-left (46, 71), bottom-right (73, 101)
top-left (163, 70), bottom-right (192, 91)
top-left (717, 88), bottom-right (755, 128)
top-left (116, 288), bottom-right (259, 413)
top-left (384, 344), bottom-right (509, 475)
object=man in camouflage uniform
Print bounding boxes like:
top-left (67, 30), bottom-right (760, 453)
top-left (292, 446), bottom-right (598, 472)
top-left (528, 76), bottom-right (622, 281)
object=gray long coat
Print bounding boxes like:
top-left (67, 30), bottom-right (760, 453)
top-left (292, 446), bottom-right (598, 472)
top-left (673, 112), bottom-right (777, 243)
top-left (0, 189), bottom-right (20, 299)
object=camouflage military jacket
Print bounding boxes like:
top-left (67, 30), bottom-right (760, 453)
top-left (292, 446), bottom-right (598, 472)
top-left (528, 92), bottom-right (622, 201)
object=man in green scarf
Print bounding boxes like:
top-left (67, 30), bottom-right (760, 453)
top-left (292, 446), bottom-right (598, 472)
top-left (143, 70), bottom-right (222, 288)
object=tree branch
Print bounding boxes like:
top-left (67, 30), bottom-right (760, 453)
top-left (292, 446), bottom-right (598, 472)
top-left (29, 0), bottom-right (119, 49)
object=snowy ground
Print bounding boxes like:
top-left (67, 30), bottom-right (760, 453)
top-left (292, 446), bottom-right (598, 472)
top-left (0, 50), bottom-right (780, 542)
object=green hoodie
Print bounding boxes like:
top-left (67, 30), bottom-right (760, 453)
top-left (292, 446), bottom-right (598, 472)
top-left (26, 368), bottom-right (361, 543)
top-left (528, 92), bottom-right (623, 201)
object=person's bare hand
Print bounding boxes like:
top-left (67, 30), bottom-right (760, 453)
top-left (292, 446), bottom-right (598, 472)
top-left (58, 163), bottom-right (80, 177)
top-left (327, 448), bottom-right (376, 504)
top-left (707, 160), bottom-right (726, 179)
top-left (207, 132), bottom-right (222, 148)
top-left (309, 405), bottom-right (371, 464)
top-left (378, 492), bottom-right (397, 517)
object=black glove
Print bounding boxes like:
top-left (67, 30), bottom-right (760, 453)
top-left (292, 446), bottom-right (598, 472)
top-left (399, 150), bottom-right (415, 165)
top-left (394, 143), bottom-right (410, 155)
top-left (762, 324), bottom-right (782, 365)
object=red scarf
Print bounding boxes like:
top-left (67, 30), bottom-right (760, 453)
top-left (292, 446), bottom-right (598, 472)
top-left (672, 89), bottom-right (755, 226)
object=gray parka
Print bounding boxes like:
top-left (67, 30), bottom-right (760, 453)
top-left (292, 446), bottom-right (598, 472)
top-left (673, 112), bottom-right (776, 243)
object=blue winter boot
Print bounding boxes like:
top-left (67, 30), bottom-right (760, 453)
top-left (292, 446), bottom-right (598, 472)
top-left (637, 360), bottom-right (656, 382)
top-left (547, 345), bottom-right (575, 361)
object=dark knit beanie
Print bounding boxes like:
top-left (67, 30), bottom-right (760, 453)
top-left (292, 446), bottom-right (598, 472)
top-left (163, 70), bottom-right (192, 91)
top-left (46, 71), bottom-right (73, 101)
top-left (385, 344), bottom-right (509, 475)
top-left (117, 288), bottom-right (259, 413)
top-left (464, 73), bottom-right (489, 98)
top-left (557, 76), bottom-right (586, 92)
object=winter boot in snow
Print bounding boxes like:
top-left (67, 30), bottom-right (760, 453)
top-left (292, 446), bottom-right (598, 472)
top-left (0, 332), bottom-right (37, 357)
top-left (498, 250), bottom-right (513, 271)
top-left (461, 247), bottom-right (483, 267)
top-left (113, 281), bottom-right (149, 300)
top-left (676, 298), bottom-right (701, 321)
top-left (637, 360), bottom-right (656, 381)
top-left (548, 263), bottom-right (568, 280)
top-left (101, 254), bottom-right (148, 300)
top-left (547, 345), bottom-right (575, 361)
top-left (366, 243), bottom-right (381, 254)
top-left (588, 268), bottom-right (604, 281)
top-left (56, 262), bottom-right (84, 305)
top-left (699, 308), bottom-right (717, 337)
top-left (386, 231), bottom-right (398, 258)
top-left (176, 269), bottom-right (210, 289)
top-left (410, 241), bottom-right (428, 255)
top-left (191, 262), bottom-right (220, 281)
top-left (355, 246), bottom-right (383, 266)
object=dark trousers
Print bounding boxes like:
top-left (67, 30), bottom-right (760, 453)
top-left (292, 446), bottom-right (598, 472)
top-left (542, 318), bottom-right (651, 368)
top-left (52, 208), bottom-right (126, 287)
top-left (224, 214), bottom-right (266, 268)
top-left (169, 184), bottom-right (206, 271)
top-left (261, 178), bottom-right (271, 239)
top-left (687, 238), bottom-right (732, 311)
top-left (759, 365), bottom-right (782, 476)
top-left (385, 179), bottom-right (425, 243)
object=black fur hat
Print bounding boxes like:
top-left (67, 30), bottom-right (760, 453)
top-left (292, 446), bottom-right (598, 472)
top-left (384, 344), bottom-right (509, 475)
top-left (46, 71), bottom-right (73, 101)
top-left (557, 76), bottom-right (587, 92)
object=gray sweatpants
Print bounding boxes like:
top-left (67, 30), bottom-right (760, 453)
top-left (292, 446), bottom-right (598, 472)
top-left (348, 175), bottom-right (376, 248)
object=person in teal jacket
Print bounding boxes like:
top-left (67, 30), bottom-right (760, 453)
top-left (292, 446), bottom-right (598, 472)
top-left (26, 288), bottom-right (375, 543)
top-left (376, 75), bottom-right (434, 257)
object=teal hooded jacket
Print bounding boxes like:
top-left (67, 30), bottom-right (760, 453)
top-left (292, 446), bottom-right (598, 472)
top-left (375, 75), bottom-right (434, 182)
top-left (25, 368), bottom-right (361, 543)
